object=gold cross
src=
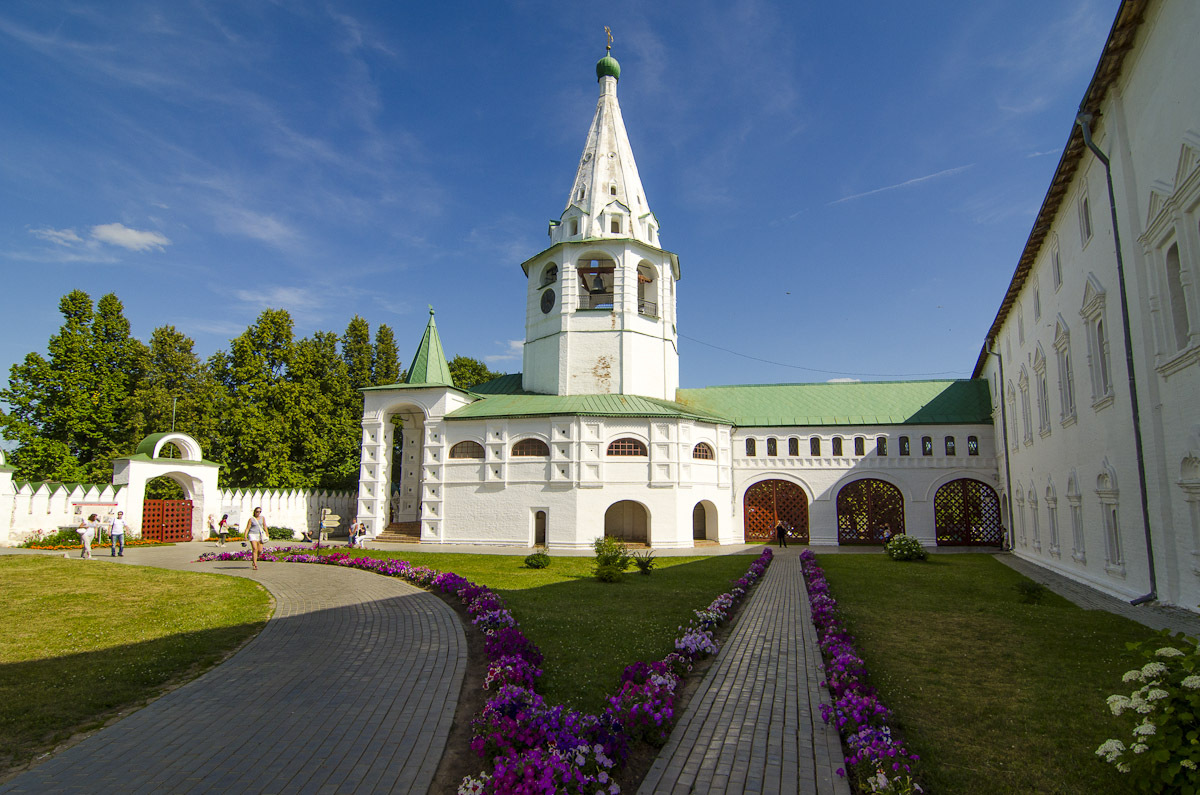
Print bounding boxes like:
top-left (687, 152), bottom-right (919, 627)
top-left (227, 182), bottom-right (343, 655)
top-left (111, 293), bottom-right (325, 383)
top-left (605, 26), bottom-right (612, 52)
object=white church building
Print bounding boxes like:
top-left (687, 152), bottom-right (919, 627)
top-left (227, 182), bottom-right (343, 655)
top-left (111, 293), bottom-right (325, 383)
top-left (356, 49), bottom-right (1001, 554)
top-left (356, 0), bottom-right (1200, 613)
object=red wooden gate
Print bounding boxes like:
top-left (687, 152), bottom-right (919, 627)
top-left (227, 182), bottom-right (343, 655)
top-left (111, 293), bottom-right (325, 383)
top-left (836, 479), bottom-right (905, 544)
top-left (743, 480), bottom-right (809, 543)
top-left (934, 479), bottom-right (1003, 545)
top-left (142, 499), bottom-right (194, 542)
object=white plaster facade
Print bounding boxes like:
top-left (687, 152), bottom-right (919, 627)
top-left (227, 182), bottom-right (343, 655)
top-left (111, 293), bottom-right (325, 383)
top-left (975, 0), bottom-right (1200, 610)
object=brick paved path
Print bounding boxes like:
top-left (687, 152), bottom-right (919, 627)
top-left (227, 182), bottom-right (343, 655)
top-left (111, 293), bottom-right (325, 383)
top-left (997, 554), bottom-right (1200, 637)
top-left (638, 547), bottom-right (850, 795)
top-left (0, 546), bottom-right (465, 794)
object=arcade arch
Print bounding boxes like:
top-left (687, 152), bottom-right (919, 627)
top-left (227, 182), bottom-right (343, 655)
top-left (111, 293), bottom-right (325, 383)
top-left (836, 478), bottom-right (904, 544)
top-left (604, 500), bottom-right (649, 544)
top-left (743, 479), bottom-right (809, 543)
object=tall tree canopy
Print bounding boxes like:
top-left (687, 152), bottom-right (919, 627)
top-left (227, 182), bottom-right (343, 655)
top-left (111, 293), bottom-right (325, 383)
top-left (0, 294), bottom-right (505, 491)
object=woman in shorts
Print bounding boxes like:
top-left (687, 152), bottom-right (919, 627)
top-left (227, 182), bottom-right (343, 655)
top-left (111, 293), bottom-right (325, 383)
top-left (244, 507), bottom-right (268, 570)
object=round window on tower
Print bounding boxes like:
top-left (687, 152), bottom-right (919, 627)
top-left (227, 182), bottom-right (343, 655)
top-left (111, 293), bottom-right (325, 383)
top-left (541, 288), bottom-right (556, 314)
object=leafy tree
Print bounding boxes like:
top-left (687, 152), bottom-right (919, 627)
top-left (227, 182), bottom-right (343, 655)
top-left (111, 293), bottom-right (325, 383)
top-left (0, 291), bottom-right (146, 482)
top-left (210, 309), bottom-right (302, 488)
top-left (373, 324), bottom-right (401, 385)
top-left (342, 315), bottom-right (374, 390)
top-left (126, 325), bottom-right (221, 454)
top-left (289, 330), bottom-right (358, 490)
top-left (448, 355), bottom-right (502, 391)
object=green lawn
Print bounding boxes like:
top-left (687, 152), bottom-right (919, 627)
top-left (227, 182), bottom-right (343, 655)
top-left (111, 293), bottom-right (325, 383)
top-left (816, 553), bottom-right (1159, 795)
top-left (317, 548), bottom-right (762, 712)
top-left (0, 556), bottom-right (271, 773)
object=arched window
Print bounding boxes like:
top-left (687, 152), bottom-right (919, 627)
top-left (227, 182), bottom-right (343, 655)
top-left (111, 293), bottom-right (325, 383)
top-left (810, 437), bottom-right (821, 456)
top-left (945, 436), bottom-right (956, 456)
top-left (570, 218), bottom-right (579, 236)
top-left (788, 437), bottom-right (799, 456)
top-left (832, 437), bottom-right (843, 457)
top-left (607, 438), bottom-right (647, 456)
top-left (876, 436), bottom-right (887, 456)
top-left (578, 256), bottom-right (616, 310)
top-left (854, 437), bottom-right (865, 456)
top-left (540, 263), bottom-right (558, 286)
top-left (692, 443), bottom-right (715, 460)
top-left (766, 437), bottom-right (778, 457)
top-left (610, 184), bottom-right (618, 196)
top-left (921, 436), bottom-right (933, 456)
top-left (745, 438), bottom-right (756, 457)
top-left (512, 438), bottom-right (549, 457)
top-left (449, 441), bottom-right (484, 459)
top-left (967, 436), bottom-right (979, 456)
top-left (899, 436), bottom-right (910, 456)
top-left (1166, 243), bottom-right (1192, 352)
top-left (637, 263), bottom-right (657, 317)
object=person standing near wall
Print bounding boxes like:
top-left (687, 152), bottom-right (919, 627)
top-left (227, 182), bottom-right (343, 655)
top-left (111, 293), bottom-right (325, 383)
top-left (244, 507), bottom-right (267, 571)
top-left (217, 514), bottom-right (230, 546)
top-left (109, 511), bottom-right (128, 557)
top-left (77, 513), bottom-right (98, 559)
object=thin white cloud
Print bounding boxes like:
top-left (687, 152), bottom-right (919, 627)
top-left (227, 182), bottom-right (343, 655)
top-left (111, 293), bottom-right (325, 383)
top-left (828, 164), bottom-right (974, 206)
top-left (215, 207), bottom-right (301, 249)
top-left (233, 286), bottom-right (324, 312)
top-left (485, 339), bottom-right (523, 364)
top-left (90, 222), bottom-right (170, 251)
top-left (1026, 149), bottom-right (1060, 159)
top-left (28, 226), bottom-right (84, 246)
top-left (827, 378), bottom-right (861, 383)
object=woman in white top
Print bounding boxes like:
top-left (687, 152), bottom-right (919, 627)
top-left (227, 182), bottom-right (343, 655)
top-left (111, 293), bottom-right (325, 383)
top-left (77, 513), bottom-right (99, 559)
top-left (244, 506), bottom-right (268, 570)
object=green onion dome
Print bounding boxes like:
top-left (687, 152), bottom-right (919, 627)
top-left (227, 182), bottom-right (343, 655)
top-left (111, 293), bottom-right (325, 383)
top-left (596, 55), bottom-right (621, 82)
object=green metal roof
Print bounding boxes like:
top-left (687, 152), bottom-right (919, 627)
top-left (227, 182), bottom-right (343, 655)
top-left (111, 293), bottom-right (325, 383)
top-left (596, 55), bottom-right (620, 81)
top-left (470, 373), bottom-right (529, 395)
top-left (403, 307), bottom-right (453, 387)
top-left (675, 380), bottom-right (993, 427)
top-left (445, 391), bottom-right (727, 423)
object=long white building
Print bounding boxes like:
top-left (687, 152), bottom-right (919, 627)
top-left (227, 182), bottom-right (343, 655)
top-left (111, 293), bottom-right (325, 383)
top-left (356, 0), bottom-right (1199, 612)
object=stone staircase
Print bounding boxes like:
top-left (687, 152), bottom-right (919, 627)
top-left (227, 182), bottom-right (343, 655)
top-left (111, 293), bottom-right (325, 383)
top-left (375, 521), bottom-right (422, 544)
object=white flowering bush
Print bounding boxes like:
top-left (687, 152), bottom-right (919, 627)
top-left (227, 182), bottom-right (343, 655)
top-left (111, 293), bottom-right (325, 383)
top-left (884, 534), bottom-right (926, 562)
top-left (1096, 631), bottom-right (1200, 791)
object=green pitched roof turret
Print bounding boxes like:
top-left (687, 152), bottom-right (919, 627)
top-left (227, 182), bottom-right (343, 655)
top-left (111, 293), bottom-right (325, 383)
top-left (596, 55), bottom-right (620, 81)
top-left (403, 307), bottom-right (454, 387)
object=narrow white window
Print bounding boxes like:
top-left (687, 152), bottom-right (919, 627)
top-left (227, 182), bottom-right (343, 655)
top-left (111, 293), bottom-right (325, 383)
top-left (1079, 192), bottom-right (1093, 245)
top-left (1165, 243), bottom-right (1192, 352)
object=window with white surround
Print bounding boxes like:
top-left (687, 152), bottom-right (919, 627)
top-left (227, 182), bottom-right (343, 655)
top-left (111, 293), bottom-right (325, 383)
top-left (1078, 190), bottom-right (1093, 246)
top-left (1051, 240), bottom-right (1063, 290)
top-left (1046, 480), bottom-right (1060, 558)
top-left (1006, 384), bottom-right (1018, 451)
top-left (1080, 275), bottom-right (1114, 407)
top-left (1097, 461), bottom-right (1123, 576)
top-left (1033, 346), bottom-right (1050, 436)
top-left (1067, 470), bottom-right (1085, 565)
top-left (1053, 317), bottom-right (1077, 423)
top-left (1018, 308), bottom-right (1025, 346)
top-left (1015, 486), bottom-right (1026, 548)
top-left (1138, 138), bottom-right (1200, 371)
top-left (1029, 484), bottom-right (1041, 553)
top-left (1179, 454), bottom-right (1200, 576)
top-left (1018, 368), bottom-right (1032, 445)
top-left (1033, 285), bottom-right (1041, 321)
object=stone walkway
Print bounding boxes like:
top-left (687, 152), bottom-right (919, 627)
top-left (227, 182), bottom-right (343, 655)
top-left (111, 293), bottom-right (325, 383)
top-left (639, 547), bottom-right (850, 795)
top-left (997, 554), bottom-right (1200, 637)
top-left (0, 544), bottom-right (465, 794)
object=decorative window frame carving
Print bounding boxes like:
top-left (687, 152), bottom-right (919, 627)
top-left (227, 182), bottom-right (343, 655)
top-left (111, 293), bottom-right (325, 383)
top-left (1096, 458), bottom-right (1124, 577)
top-left (1080, 274), bottom-right (1115, 409)
top-left (1067, 469), bottom-right (1085, 565)
top-left (1045, 477), bottom-right (1060, 558)
top-left (1053, 316), bottom-right (1077, 426)
top-left (1033, 345), bottom-right (1050, 438)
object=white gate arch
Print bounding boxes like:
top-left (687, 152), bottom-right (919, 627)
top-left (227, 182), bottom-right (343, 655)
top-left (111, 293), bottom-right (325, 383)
top-left (111, 432), bottom-right (222, 541)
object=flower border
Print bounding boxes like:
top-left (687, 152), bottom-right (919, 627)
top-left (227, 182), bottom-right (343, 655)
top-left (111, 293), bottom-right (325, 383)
top-left (198, 545), bottom-right (773, 794)
top-left (798, 550), bottom-right (922, 795)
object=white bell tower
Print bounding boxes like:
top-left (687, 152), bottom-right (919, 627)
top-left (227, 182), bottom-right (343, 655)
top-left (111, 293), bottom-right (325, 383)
top-left (520, 46), bottom-right (680, 400)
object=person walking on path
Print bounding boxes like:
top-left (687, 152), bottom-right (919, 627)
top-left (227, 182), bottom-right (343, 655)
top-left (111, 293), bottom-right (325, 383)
top-left (775, 519), bottom-right (789, 549)
top-left (77, 513), bottom-right (99, 559)
top-left (109, 511), bottom-right (128, 557)
top-left (217, 514), bottom-right (230, 546)
top-left (244, 507), bottom-right (268, 570)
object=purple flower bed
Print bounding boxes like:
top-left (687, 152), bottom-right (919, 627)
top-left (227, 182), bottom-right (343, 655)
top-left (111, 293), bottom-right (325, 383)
top-left (798, 550), bottom-right (922, 795)
top-left (198, 545), bottom-right (773, 794)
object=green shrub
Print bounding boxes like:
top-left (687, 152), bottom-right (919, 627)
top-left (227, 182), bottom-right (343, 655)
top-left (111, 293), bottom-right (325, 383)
top-left (594, 564), bottom-right (625, 583)
top-left (1014, 580), bottom-right (1049, 604)
top-left (267, 526), bottom-right (295, 540)
top-left (632, 550), bottom-right (656, 575)
top-left (524, 551), bottom-right (551, 569)
top-left (18, 527), bottom-right (86, 548)
top-left (593, 537), bottom-right (632, 570)
top-left (1097, 631), bottom-right (1200, 791)
top-left (885, 534), bottom-right (927, 561)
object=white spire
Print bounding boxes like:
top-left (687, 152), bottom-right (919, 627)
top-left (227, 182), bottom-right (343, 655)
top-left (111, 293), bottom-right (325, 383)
top-left (551, 62), bottom-right (660, 248)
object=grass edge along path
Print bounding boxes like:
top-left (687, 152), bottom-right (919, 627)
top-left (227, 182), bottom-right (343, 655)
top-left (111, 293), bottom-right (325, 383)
top-left (197, 545), bottom-right (773, 794)
top-left (812, 552), bottom-right (1160, 795)
top-left (0, 555), bottom-right (271, 780)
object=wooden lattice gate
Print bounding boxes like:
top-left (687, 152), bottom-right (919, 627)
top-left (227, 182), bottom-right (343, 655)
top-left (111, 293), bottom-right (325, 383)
top-left (743, 480), bottom-right (809, 543)
top-left (836, 479), bottom-right (905, 544)
top-left (934, 479), bottom-right (1003, 545)
top-left (142, 499), bottom-right (194, 542)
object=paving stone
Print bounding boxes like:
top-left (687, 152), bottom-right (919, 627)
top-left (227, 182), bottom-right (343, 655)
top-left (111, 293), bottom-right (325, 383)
top-left (0, 544), bottom-right (465, 795)
top-left (638, 548), bottom-right (851, 795)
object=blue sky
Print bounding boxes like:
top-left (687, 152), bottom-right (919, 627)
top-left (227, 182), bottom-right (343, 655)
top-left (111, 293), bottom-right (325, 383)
top-left (0, 0), bottom-right (1118, 393)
